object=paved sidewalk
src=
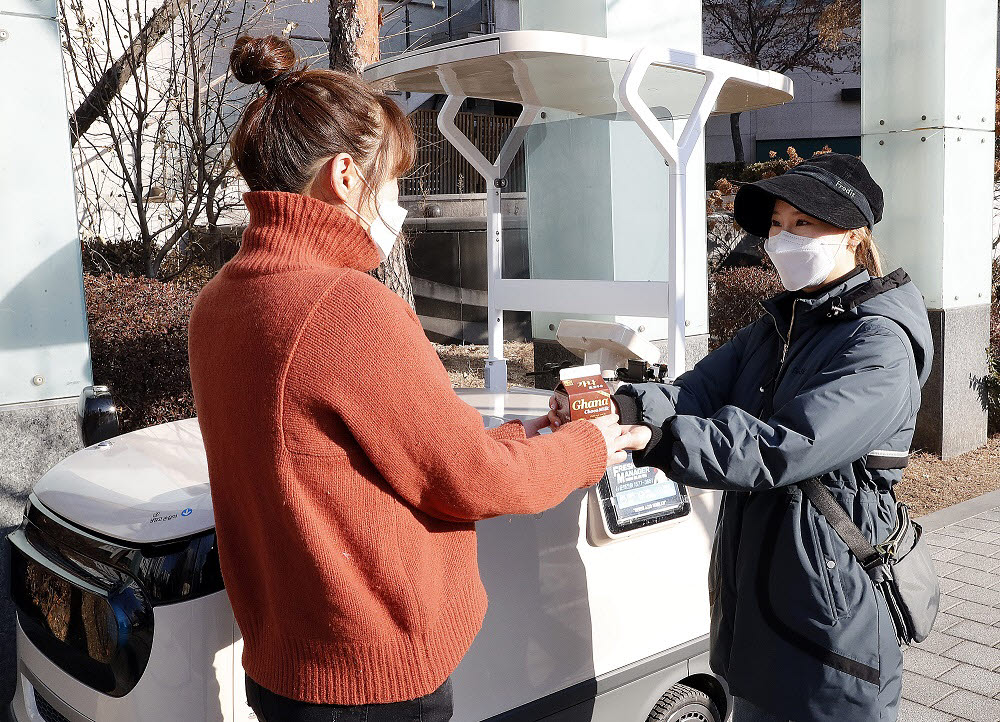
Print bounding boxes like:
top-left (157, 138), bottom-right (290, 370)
top-left (902, 490), bottom-right (1000, 722)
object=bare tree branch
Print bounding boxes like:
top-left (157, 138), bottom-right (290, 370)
top-left (61, 0), bottom-right (285, 278)
top-left (69, 0), bottom-right (190, 146)
top-left (704, 0), bottom-right (860, 161)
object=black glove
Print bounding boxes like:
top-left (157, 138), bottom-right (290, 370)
top-left (631, 416), bottom-right (676, 472)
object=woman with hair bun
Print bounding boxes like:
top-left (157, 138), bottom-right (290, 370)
top-left (188, 35), bottom-right (647, 722)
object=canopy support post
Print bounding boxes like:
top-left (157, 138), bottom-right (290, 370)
top-left (437, 68), bottom-right (539, 393)
top-left (620, 48), bottom-right (725, 378)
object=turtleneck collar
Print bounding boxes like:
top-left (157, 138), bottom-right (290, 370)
top-left (229, 191), bottom-right (381, 273)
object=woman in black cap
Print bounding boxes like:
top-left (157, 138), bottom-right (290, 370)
top-left (734, 152), bottom-right (886, 290)
top-left (557, 153), bottom-right (934, 721)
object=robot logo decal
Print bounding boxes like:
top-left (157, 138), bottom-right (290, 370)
top-left (149, 511), bottom-right (178, 524)
top-left (148, 509), bottom-right (193, 525)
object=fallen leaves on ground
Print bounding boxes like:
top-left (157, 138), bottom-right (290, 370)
top-left (898, 436), bottom-right (1000, 517)
top-left (434, 341), bottom-right (536, 389)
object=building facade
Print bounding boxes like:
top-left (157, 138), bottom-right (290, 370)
top-left (704, 67), bottom-right (862, 163)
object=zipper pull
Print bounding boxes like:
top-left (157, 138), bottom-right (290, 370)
top-left (760, 370), bottom-right (778, 394)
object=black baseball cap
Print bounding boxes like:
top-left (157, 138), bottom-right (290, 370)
top-left (733, 153), bottom-right (884, 238)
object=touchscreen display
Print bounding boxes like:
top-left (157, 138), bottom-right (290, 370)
top-left (597, 453), bottom-right (689, 534)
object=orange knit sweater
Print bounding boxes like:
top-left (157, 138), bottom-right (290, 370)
top-left (187, 191), bottom-right (608, 705)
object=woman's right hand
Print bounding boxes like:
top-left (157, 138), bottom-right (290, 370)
top-left (584, 413), bottom-right (630, 467)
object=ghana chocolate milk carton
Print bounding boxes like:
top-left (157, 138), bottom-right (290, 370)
top-left (553, 364), bottom-right (613, 422)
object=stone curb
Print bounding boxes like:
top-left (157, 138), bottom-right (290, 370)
top-left (918, 488), bottom-right (1000, 533)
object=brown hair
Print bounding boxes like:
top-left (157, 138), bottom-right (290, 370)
top-left (850, 226), bottom-right (884, 278)
top-left (229, 35), bottom-right (415, 204)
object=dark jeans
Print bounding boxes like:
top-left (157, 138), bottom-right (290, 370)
top-left (245, 675), bottom-right (454, 722)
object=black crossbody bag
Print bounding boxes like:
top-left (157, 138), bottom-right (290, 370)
top-left (801, 477), bottom-right (940, 646)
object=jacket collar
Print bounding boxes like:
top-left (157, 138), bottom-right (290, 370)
top-left (228, 191), bottom-right (380, 273)
top-left (761, 266), bottom-right (871, 339)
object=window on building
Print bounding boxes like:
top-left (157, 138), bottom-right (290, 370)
top-left (379, 0), bottom-right (496, 57)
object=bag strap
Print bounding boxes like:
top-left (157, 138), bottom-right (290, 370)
top-left (800, 478), bottom-right (886, 573)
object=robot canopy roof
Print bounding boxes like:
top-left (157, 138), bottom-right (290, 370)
top-left (364, 31), bottom-right (794, 123)
top-left (365, 30), bottom-right (794, 382)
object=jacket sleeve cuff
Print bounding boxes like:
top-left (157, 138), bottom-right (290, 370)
top-left (612, 392), bottom-right (641, 425)
top-left (632, 417), bottom-right (674, 470)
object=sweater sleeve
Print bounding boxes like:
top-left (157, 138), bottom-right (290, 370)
top-left (486, 420), bottom-right (527, 441)
top-left (289, 274), bottom-right (608, 523)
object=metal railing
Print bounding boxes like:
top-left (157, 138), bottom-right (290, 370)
top-left (403, 109), bottom-right (526, 196)
top-left (385, 0), bottom-right (497, 56)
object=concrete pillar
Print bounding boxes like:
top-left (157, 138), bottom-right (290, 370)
top-left (0, 0), bottom-right (90, 704)
top-left (861, 0), bottom-right (997, 458)
top-left (519, 0), bottom-right (709, 385)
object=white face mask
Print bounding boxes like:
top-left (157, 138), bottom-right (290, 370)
top-left (345, 176), bottom-right (408, 263)
top-left (367, 198), bottom-right (408, 264)
top-left (764, 230), bottom-right (848, 292)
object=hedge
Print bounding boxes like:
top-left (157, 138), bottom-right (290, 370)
top-left (86, 261), bottom-right (1000, 436)
top-left (709, 262), bottom-right (784, 349)
top-left (707, 147), bottom-right (835, 192)
top-left (85, 273), bottom-right (198, 433)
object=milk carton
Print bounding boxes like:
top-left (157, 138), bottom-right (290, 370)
top-left (553, 365), bottom-right (612, 422)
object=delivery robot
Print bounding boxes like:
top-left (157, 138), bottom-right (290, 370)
top-left (7, 31), bottom-right (792, 722)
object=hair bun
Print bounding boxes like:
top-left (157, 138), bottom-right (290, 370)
top-left (230, 35), bottom-right (297, 87)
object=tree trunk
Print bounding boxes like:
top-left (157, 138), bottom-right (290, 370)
top-left (730, 112), bottom-right (746, 164)
top-left (69, 0), bottom-right (190, 146)
top-left (369, 243), bottom-right (415, 309)
top-left (328, 0), bottom-right (379, 75)
top-left (329, 0), bottom-right (416, 311)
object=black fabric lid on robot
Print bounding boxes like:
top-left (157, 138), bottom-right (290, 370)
top-left (733, 153), bottom-right (885, 238)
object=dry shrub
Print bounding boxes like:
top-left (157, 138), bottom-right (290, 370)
top-left (991, 256), bottom-right (999, 359)
top-left (81, 256), bottom-right (999, 437)
top-left (85, 273), bottom-right (199, 433)
top-left (707, 146), bottom-right (835, 195)
top-left (708, 263), bottom-right (783, 350)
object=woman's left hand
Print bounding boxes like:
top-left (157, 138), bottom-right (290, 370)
top-left (522, 415), bottom-right (551, 438)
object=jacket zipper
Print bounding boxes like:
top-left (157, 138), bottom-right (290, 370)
top-left (781, 300), bottom-right (845, 621)
top-left (762, 299), bottom-right (800, 398)
top-left (780, 299), bottom-right (800, 364)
